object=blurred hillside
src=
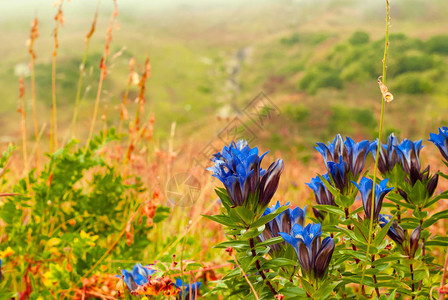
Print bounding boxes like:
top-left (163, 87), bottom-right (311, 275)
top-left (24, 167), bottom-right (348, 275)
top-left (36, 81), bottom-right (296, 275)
top-left (0, 0), bottom-right (447, 160)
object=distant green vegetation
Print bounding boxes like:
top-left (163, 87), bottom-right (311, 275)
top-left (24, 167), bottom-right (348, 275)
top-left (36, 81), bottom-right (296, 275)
top-left (297, 31), bottom-right (448, 95)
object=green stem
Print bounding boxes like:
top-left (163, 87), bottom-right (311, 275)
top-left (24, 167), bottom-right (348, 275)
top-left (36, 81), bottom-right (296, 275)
top-left (410, 263), bottom-right (415, 299)
top-left (357, 0), bottom-right (390, 298)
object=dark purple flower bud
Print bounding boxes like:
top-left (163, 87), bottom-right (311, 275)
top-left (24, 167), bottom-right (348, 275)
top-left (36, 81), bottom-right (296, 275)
top-left (429, 126), bottom-right (448, 162)
top-left (314, 236), bottom-right (335, 279)
top-left (409, 226), bottom-right (421, 259)
top-left (354, 178), bottom-right (394, 221)
top-left (397, 188), bottom-right (409, 202)
top-left (427, 173), bottom-right (439, 198)
top-left (259, 159), bottom-right (284, 207)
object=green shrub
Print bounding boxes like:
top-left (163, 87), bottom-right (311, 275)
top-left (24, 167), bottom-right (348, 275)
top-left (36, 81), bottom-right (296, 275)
top-left (299, 65), bottom-right (343, 95)
top-left (392, 73), bottom-right (434, 94)
top-left (280, 32), bottom-right (300, 46)
top-left (348, 31), bottom-right (370, 45)
top-left (426, 35), bottom-right (448, 55)
top-left (284, 104), bottom-right (310, 123)
top-left (392, 54), bottom-right (435, 76)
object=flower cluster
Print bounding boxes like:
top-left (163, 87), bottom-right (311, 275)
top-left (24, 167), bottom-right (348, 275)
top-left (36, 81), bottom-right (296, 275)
top-left (208, 140), bottom-right (284, 213)
top-left (316, 134), bottom-right (370, 179)
top-left (280, 222), bottom-right (335, 280)
top-left (258, 201), bottom-right (306, 253)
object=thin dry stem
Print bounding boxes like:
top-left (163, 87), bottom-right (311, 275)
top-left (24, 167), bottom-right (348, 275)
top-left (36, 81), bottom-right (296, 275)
top-left (232, 254), bottom-right (260, 300)
top-left (86, 0), bottom-right (118, 147)
top-left (50, 2), bottom-right (64, 153)
top-left (70, 0), bottom-right (100, 139)
top-left (28, 18), bottom-right (40, 167)
top-left (18, 77), bottom-right (29, 179)
top-left (124, 58), bottom-right (151, 164)
top-left (118, 57), bottom-right (135, 135)
top-left (439, 247), bottom-right (448, 300)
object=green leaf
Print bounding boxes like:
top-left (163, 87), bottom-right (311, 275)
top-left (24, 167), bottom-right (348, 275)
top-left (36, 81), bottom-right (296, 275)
top-left (313, 280), bottom-right (341, 299)
top-left (230, 206), bottom-right (255, 226)
top-left (317, 174), bottom-right (338, 195)
top-left (408, 180), bottom-right (427, 206)
top-left (312, 205), bottom-right (345, 216)
top-left (412, 209), bottom-right (428, 220)
top-left (260, 258), bottom-right (298, 269)
top-left (256, 236), bottom-right (284, 248)
top-left (242, 225), bottom-right (265, 239)
top-left (250, 205), bottom-right (289, 228)
top-left (202, 214), bottom-right (239, 227)
top-left (278, 286), bottom-right (307, 299)
top-left (422, 209), bottom-right (448, 229)
top-left (213, 240), bottom-right (249, 250)
top-left (215, 188), bottom-right (232, 211)
top-left (374, 215), bottom-right (395, 247)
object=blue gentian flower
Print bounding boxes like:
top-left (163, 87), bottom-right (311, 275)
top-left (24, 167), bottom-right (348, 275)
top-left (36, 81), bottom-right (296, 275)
top-left (327, 157), bottom-right (350, 193)
top-left (306, 174), bottom-right (336, 219)
top-left (429, 126), bottom-right (448, 162)
top-left (316, 134), bottom-right (345, 167)
top-left (259, 202), bottom-right (306, 252)
top-left (354, 178), bottom-right (393, 221)
top-left (370, 133), bottom-right (401, 174)
top-left (316, 134), bottom-right (370, 178)
top-left (208, 140), bottom-right (284, 210)
top-left (120, 263), bottom-right (156, 293)
top-left (306, 174), bottom-right (336, 206)
top-left (0, 258), bottom-right (2, 282)
top-left (279, 223), bottom-right (335, 279)
top-left (175, 278), bottom-right (202, 300)
top-left (395, 139), bottom-right (424, 176)
top-left (344, 137), bottom-right (371, 178)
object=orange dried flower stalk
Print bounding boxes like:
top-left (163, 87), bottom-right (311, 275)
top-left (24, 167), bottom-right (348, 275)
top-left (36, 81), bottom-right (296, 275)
top-left (28, 18), bottom-right (40, 167)
top-left (87, 0), bottom-right (119, 146)
top-left (18, 77), bottom-right (28, 177)
top-left (50, 1), bottom-right (64, 153)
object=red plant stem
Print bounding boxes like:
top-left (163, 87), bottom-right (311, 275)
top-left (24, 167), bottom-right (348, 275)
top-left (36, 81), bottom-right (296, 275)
top-left (371, 255), bottom-right (380, 297)
top-left (249, 238), bottom-right (277, 296)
